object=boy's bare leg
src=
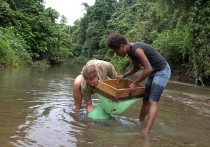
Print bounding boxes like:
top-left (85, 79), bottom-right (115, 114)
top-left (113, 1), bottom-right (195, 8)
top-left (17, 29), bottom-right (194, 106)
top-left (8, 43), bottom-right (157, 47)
top-left (73, 75), bottom-right (83, 112)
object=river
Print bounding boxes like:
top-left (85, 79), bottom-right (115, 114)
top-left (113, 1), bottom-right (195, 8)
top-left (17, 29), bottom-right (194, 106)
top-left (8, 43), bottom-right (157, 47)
top-left (0, 63), bottom-right (209, 147)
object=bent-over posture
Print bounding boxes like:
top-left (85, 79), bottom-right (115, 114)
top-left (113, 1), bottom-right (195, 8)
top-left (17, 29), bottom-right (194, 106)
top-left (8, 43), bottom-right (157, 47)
top-left (73, 60), bottom-right (117, 112)
top-left (106, 33), bottom-right (171, 135)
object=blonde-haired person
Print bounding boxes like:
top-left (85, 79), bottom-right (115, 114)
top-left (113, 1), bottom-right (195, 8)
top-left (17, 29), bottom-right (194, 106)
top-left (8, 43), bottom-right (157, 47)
top-left (73, 60), bottom-right (117, 112)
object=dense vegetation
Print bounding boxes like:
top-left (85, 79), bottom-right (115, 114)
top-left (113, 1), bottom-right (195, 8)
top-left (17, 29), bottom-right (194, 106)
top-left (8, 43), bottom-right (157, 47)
top-left (0, 0), bottom-right (209, 85)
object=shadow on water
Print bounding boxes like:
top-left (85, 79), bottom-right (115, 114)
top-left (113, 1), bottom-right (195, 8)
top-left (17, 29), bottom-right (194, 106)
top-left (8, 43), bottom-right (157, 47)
top-left (0, 63), bottom-right (209, 147)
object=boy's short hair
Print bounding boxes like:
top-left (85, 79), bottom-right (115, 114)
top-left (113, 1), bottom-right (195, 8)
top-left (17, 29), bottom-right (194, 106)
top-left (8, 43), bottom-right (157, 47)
top-left (83, 64), bottom-right (98, 80)
top-left (106, 33), bottom-right (128, 49)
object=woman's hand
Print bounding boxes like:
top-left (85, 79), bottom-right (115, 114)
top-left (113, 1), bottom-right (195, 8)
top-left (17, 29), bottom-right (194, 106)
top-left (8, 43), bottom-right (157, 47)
top-left (117, 75), bottom-right (124, 83)
top-left (129, 82), bottom-right (137, 92)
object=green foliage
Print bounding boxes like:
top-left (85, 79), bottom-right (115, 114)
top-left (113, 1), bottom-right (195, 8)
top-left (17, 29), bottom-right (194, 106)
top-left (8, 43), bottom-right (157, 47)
top-left (0, 1), bottom-right (15, 27)
top-left (110, 54), bottom-right (131, 72)
top-left (48, 47), bottom-right (71, 64)
top-left (93, 48), bottom-right (107, 60)
top-left (0, 38), bottom-right (18, 67)
top-left (152, 28), bottom-right (190, 65)
top-left (68, 0), bottom-right (210, 84)
top-left (60, 15), bottom-right (68, 24)
top-left (46, 25), bottom-right (72, 64)
top-left (186, 0), bottom-right (210, 85)
top-left (70, 0), bottom-right (117, 59)
top-left (0, 27), bottom-right (31, 66)
top-left (45, 7), bottom-right (59, 23)
top-left (0, 0), bottom-right (72, 65)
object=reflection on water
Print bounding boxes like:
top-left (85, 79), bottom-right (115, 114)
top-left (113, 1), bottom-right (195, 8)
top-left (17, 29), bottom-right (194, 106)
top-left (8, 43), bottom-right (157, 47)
top-left (0, 63), bottom-right (209, 147)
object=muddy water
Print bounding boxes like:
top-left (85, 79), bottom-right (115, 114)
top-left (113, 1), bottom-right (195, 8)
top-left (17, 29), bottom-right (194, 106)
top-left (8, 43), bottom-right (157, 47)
top-left (0, 63), bottom-right (209, 147)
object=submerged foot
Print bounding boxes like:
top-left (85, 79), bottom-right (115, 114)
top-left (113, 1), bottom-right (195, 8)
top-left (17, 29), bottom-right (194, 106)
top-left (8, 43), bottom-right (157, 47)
top-left (141, 130), bottom-right (150, 137)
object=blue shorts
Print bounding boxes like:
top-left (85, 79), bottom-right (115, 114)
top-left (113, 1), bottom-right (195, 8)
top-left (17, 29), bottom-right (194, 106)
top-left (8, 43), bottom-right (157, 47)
top-left (144, 63), bottom-right (171, 102)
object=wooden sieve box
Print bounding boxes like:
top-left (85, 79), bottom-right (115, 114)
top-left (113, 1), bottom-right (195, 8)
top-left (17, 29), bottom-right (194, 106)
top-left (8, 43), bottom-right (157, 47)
top-left (96, 79), bottom-right (145, 101)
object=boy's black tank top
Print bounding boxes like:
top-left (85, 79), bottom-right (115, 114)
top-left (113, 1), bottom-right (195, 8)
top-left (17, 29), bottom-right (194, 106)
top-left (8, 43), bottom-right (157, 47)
top-left (128, 42), bottom-right (167, 73)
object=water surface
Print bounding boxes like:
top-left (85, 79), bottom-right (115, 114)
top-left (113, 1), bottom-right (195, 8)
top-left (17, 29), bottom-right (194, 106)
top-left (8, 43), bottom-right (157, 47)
top-left (0, 63), bottom-right (209, 147)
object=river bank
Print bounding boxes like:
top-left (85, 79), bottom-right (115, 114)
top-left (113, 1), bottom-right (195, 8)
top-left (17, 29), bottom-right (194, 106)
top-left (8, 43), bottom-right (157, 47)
top-left (170, 67), bottom-right (210, 86)
top-left (1, 60), bottom-right (210, 86)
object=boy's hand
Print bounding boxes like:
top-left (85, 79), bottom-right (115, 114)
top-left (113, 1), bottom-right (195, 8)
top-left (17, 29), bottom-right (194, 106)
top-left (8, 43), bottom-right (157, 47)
top-left (74, 107), bottom-right (80, 112)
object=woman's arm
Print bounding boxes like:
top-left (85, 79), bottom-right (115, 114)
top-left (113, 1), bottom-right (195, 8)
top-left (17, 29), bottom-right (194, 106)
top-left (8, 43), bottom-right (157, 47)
top-left (117, 58), bottom-right (139, 82)
top-left (130, 48), bottom-right (153, 90)
top-left (123, 60), bottom-right (140, 78)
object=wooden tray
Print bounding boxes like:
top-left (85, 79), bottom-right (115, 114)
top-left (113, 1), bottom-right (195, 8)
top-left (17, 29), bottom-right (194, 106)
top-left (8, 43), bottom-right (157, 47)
top-left (96, 79), bottom-right (145, 101)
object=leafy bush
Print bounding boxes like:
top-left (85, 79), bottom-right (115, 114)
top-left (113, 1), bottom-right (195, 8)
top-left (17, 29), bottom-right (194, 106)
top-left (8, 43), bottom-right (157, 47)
top-left (152, 28), bottom-right (190, 66)
top-left (110, 54), bottom-right (131, 72)
top-left (47, 47), bottom-right (71, 64)
top-left (0, 27), bottom-right (32, 66)
top-left (0, 38), bottom-right (18, 67)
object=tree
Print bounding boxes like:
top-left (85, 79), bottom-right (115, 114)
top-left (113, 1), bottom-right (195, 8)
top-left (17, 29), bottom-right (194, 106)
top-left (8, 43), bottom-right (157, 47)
top-left (60, 15), bottom-right (68, 24)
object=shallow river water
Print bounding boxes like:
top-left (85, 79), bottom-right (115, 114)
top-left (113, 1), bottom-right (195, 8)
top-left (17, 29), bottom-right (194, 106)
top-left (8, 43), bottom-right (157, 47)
top-left (0, 63), bottom-right (209, 147)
